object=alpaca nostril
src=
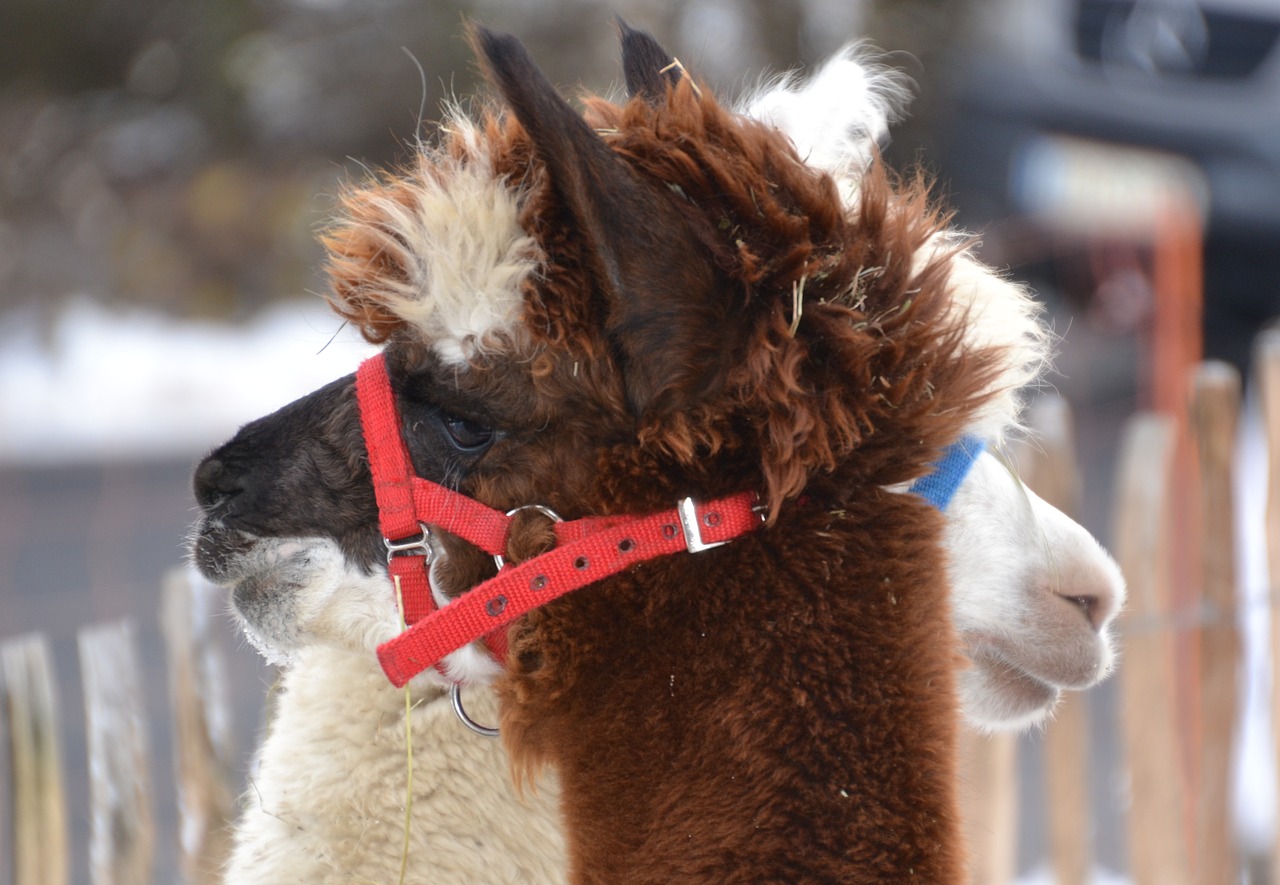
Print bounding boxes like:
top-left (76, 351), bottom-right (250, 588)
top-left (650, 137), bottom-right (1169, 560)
top-left (1054, 566), bottom-right (1121, 633)
top-left (1064, 594), bottom-right (1100, 629)
top-left (194, 456), bottom-right (244, 508)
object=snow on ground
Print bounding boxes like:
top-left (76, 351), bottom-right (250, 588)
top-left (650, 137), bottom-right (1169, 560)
top-left (0, 298), bottom-right (376, 463)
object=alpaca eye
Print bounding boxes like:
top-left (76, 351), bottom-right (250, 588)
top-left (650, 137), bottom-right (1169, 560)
top-left (440, 413), bottom-right (495, 452)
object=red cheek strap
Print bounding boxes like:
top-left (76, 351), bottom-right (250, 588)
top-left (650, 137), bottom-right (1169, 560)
top-left (375, 489), bottom-right (764, 687)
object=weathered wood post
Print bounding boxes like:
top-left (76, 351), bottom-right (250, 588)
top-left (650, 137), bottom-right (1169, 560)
top-left (162, 568), bottom-right (237, 884)
top-left (1020, 394), bottom-right (1093, 885)
top-left (2, 632), bottom-right (69, 885)
top-left (1115, 412), bottom-right (1190, 884)
top-left (78, 620), bottom-right (155, 885)
top-left (1189, 361), bottom-right (1242, 884)
top-left (957, 723), bottom-right (1017, 885)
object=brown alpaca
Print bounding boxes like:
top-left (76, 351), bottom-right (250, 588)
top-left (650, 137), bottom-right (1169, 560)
top-left (192, 24), bottom-right (1101, 883)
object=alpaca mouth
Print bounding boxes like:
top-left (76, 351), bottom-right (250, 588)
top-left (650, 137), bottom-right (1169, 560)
top-left (962, 622), bottom-right (1108, 689)
top-left (963, 642), bottom-right (1060, 719)
top-left (192, 522), bottom-right (313, 587)
top-left (191, 522), bottom-right (262, 584)
top-left (192, 525), bottom-right (312, 668)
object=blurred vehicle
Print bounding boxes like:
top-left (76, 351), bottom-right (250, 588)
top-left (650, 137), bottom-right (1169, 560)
top-left (937, 0), bottom-right (1280, 374)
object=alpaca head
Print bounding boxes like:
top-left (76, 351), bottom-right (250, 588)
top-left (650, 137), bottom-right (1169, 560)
top-left (191, 25), bottom-right (1121, 728)
top-left (944, 451), bottom-right (1123, 729)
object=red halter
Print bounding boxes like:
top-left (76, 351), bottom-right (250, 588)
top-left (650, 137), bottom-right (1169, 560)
top-left (355, 354), bottom-right (765, 688)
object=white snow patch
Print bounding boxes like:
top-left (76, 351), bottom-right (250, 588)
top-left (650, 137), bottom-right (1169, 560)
top-left (0, 298), bottom-right (376, 464)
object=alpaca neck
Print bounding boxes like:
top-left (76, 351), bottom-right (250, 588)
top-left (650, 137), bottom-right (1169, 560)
top-left (266, 645), bottom-right (445, 746)
top-left (500, 498), bottom-right (964, 883)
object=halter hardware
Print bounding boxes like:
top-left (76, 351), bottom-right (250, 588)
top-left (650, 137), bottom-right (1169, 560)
top-left (492, 504), bottom-right (563, 570)
top-left (384, 523), bottom-right (434, 563)
top-left (450, 684), bottom-right (501, 738)
top-left (677, 496), bottom-right (729, 553)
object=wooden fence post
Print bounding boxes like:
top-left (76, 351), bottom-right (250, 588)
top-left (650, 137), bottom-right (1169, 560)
top-left (1115, 412), bottom-right (1190, 885)
top-left (1256, 330), bottom-right (1280, 885)
top-left (957, 726), bottom-right (1017, 885)
top-left (1190, 362), bottom-right (1242, 884)
top-left (162, 569), bottom-right (237, 885)
top-left (1018, 395), bottom-right (1092, 885)
top-left (2, 633), bottom-right (69, 885)
top-left (79, 620), bottom-right (155, 885)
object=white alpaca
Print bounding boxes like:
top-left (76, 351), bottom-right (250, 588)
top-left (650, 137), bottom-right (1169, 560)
top-left (212, 38), bottom-right (1123, 884)
top-left (225, 651), bottom-right (562, 883)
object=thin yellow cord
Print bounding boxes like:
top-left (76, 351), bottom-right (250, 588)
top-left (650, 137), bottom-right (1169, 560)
top-left (394, 576), bottom-right (414, 885)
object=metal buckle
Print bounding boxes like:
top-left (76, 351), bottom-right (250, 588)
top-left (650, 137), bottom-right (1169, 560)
top-left (384, 522), bottom-right (433, 564)
top-left (493, 504), bottom-right (563, 570)
top-left (450, 683), bottom-right (500, 738)
top-left (677, 497), bottom-right (728, 553)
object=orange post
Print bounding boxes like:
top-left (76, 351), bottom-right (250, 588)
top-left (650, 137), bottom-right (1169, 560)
top-left (1150, 197), bottom-right (1206, 857)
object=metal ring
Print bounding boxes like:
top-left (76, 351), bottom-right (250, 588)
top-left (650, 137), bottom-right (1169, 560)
top-left (493, 503), bottom-right (563, 570)
top-left (450, 683), bottom-right (500, 738)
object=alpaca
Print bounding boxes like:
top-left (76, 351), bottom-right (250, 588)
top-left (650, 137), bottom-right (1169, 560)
top-left (194, 25), bottom-right (1123, 883)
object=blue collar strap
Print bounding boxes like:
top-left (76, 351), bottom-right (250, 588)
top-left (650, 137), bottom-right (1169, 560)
top-left (908, 436), bottom-right (986, 511)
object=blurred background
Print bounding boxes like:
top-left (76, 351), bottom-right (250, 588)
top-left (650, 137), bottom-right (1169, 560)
top-left (1, 0), bottom-right (1276, 882)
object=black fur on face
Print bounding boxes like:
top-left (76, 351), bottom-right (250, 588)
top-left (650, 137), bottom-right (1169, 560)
top-left (190, 354), bottom-right (508, 588)
top-left (192, 374), bottom-right (382, 577)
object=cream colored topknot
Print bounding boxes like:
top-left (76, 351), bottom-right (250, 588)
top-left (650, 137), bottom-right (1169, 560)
top-left (329, 112), bottom-right (542, 364)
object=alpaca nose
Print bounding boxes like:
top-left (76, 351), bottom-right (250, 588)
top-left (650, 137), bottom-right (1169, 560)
top-left (193, 455), bottom-right (244, 508)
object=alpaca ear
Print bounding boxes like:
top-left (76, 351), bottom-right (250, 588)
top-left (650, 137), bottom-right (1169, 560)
top-left (470, 25), bottom-right (730, 419)
top-left (616, 19), bottom-right (680, 103)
